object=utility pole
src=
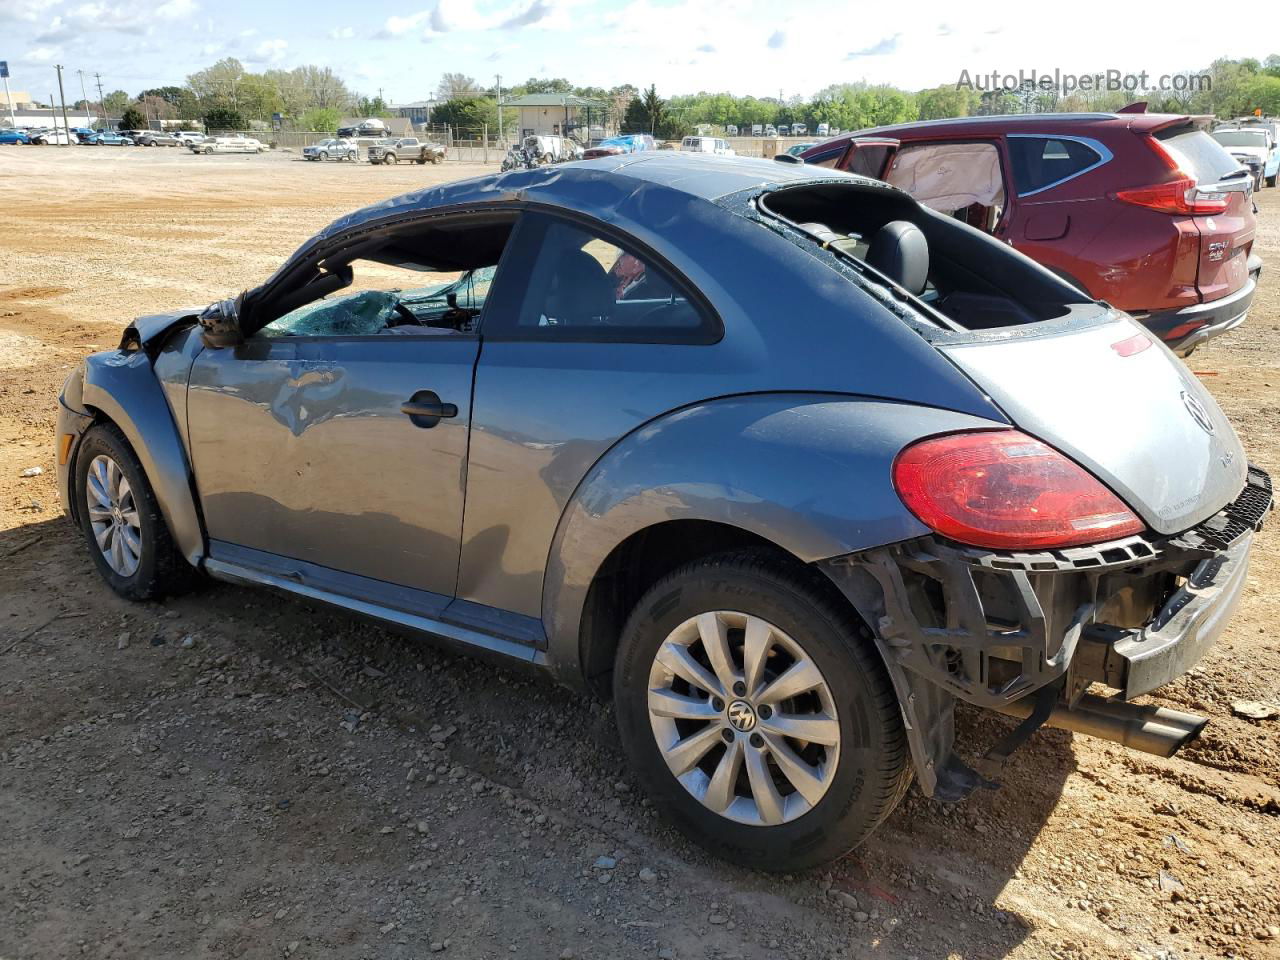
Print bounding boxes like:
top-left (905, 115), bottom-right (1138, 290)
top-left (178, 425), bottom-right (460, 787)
top-left (76, 69), bottom-right (91, 125)
top-left (55, 65), bottom-right (70, 144)
top-left (495, 73), bottom-right (503, 146)
top-left (94, 72), bottom-right (106, 128)
top-left (2, 62), bottom-right (16, 130)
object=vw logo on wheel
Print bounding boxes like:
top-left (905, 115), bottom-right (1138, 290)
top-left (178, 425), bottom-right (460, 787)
top-left (726, 699), bottom-right (758, 732)
top-left (1181, 390), bottom-right (1215, 435)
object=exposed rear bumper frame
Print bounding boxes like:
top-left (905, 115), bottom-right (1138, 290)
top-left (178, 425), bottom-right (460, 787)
top-left (819, 465), bottom-right (1271, 798)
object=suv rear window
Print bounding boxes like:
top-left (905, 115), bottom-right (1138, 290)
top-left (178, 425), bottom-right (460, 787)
top-left (1007, 136), bottom-right (1103, 194)
top-left (1156, 126), bottom-right (1241, 184)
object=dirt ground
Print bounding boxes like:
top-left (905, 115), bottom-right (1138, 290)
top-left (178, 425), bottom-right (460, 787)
top-left (1, 147), bottom-right (1278, 960)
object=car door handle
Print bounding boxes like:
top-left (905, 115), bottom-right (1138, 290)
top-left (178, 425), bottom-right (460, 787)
top-left (401, 391), bottom-right (458, 427)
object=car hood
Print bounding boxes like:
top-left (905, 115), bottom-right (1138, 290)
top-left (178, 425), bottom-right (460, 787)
top-left (939, 312), bottom-right (1247, 536)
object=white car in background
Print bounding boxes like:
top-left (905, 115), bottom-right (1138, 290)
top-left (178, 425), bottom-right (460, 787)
top-left (175, 131), bottom-right (207, 146)
top-left (302, 138), bottom-right (359, 162)
top-left (679, 136), bottom-right (735, 156)
top-left (30, 128), bottom-right (74, 145)
top-left (192, 136), bottom-right (266, 155)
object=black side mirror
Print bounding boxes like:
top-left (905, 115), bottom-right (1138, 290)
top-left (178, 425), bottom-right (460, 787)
top-left (446, 292), bottom-right (458, 309)
top-left (199, 297), bottom-right (243, 348)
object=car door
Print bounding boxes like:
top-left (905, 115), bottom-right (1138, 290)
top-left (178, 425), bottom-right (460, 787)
top-left (457, 211), bottom-right (724, 619)
top-left (185, 213), bottom-right (518, 601)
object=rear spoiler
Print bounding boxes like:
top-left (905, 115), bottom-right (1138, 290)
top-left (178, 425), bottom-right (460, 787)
top-left (1141, 114), bottom-right (1216, 135)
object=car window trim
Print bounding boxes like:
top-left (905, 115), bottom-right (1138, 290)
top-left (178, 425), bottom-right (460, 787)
top-left (1005, 133), bottom-right (1112, 197)
top-left (244, 206), bottom-right (524, 335)
top-left (477, 207), bottom-right (724, 346)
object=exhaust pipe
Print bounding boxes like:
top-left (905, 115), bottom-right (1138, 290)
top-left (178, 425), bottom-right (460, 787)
top-left (995, 693), bottom-right (1208, 758)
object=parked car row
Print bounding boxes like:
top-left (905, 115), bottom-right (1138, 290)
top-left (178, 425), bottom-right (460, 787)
top-left (722, 123), bottom-right (817, 137)
top-left (0, 127), bottom-right (212, 147)
top-left (800, 107), bottom-right (1263, 356)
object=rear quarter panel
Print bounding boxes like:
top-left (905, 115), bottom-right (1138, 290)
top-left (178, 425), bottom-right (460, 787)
top-left (540, 394), bottom-right (1005, 685)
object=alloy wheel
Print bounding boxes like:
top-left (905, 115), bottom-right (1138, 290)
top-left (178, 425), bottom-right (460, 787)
top-left (85, 454), bottom-right (142, 577)
top-left (647, 611), bottom-right (840, 826)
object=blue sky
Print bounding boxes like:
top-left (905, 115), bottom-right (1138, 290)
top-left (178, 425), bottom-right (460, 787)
top-left (2, 0), bottom-right (1276, 103)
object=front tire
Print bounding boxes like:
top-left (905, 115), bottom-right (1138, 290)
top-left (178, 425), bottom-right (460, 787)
top-left (74, 424), bottom-right (196, 601)
top-left (613, 551), bottom-right (910, 871)
top-left (1268, 172), bottom-right (1277, 188)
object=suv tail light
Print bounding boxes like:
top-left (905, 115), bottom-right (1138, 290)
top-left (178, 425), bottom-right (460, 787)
top-left (893, 430), bottom-right (1145, 550)
top-left (1109, 136), bottom-right (1230, 215)
top-left (1111, 177), bottom-right (1230, 215)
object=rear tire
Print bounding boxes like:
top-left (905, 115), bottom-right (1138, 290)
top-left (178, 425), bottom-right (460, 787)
top-left (74, 424), bottom-right (197, 601)
top-left (613, 550), bottom-right (910, 871)
top-left (1268, 173), bottom-right (1277, 188)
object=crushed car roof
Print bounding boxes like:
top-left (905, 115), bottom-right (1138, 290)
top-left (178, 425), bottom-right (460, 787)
top-left (315, 153), bottom-right (872, 242)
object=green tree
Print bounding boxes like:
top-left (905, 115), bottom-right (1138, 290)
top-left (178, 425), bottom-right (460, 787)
top-left (300, 106), bottom-right (341, 131)
top-left (624, 84), bottom-right (667, 135)
top-left (203, 106), bottom-right (245, 130)
top-left (357, 95), bottom-right (391, 117)
top-left (103, 89), bottom-right (130, 116)
top-left (522, 77), bottom-right (573, 94)
top-left (916, 84), bottom-right (978, 120)
top-left (432, 97), bottom-right (500, 136)
top-left (139, 85), bottom-right (187, 105)
top-left (118, 105), bottom-right (147, 130)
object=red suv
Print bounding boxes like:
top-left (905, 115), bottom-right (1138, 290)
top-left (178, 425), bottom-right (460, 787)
top-left (801, 111), bottom-right (1262, 355)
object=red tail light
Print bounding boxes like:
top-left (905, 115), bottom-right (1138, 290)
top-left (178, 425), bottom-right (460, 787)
top-left (1110, 136), bottom-right (1229, 215)
top-left (1111, 177), bottom-right (1230, 215)
top-left (893, 430), bottom-right (1144, 550)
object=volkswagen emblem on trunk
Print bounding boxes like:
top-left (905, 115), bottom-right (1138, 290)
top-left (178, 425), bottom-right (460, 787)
top-left (1181, 391), bottom-right (1215, 435)
top-left (726, 699), bottom-right (758, 732)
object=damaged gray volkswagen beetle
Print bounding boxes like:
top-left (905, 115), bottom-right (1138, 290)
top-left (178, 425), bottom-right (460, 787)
top-left (56, 154), bottom-right (1271, 870)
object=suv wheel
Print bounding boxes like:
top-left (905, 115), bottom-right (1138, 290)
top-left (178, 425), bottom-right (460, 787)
top-left (202, 145), bottom-right (213, 155)
top-left (75, 424), bottom-right (196, 601)
top-left (613, 551), bottom-right (910, 871)
top-left (383, 154), bottom-right (396, 165)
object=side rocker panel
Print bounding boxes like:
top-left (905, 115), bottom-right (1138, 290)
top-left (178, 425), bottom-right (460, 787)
top-left (81, 349), bottom-right (205, 565)
top-left (540, 393), bottom-right (1006, 688)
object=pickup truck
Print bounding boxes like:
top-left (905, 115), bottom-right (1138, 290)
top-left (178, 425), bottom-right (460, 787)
top-left (367, 137), bottom-right (446, 165)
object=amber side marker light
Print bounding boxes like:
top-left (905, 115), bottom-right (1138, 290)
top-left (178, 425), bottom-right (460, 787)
top-left (58, 434), bottom-right (74, 465)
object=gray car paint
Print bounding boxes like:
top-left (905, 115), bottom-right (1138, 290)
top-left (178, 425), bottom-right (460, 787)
top-left (59, 152), bottom-right (1251, 692)
top-left (941, 314), bottom-right (1247, 535)
top-left (77, 349), bottom-right (206, 564)
top-left (539, 395), bottom-right (1004, 687)
top-left (186, 335), bottom-right (479, 597)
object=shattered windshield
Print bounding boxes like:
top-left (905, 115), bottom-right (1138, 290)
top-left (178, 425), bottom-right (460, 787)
top-left (256, 265), bottom-right (497, 338)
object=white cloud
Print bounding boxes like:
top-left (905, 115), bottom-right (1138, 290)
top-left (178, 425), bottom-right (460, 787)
top-left (380, 9), bottom-right (431, 36)
top-left (26, 45), bottom-right (59, 62)
top-left (0, 0), bottom-right (58, 22)
top-left (329, 26), bottom-right (355, 40)
top-left (154, 0), bottom-right (197, 19)
top-left (249, 38), bottom-right (288, 63)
